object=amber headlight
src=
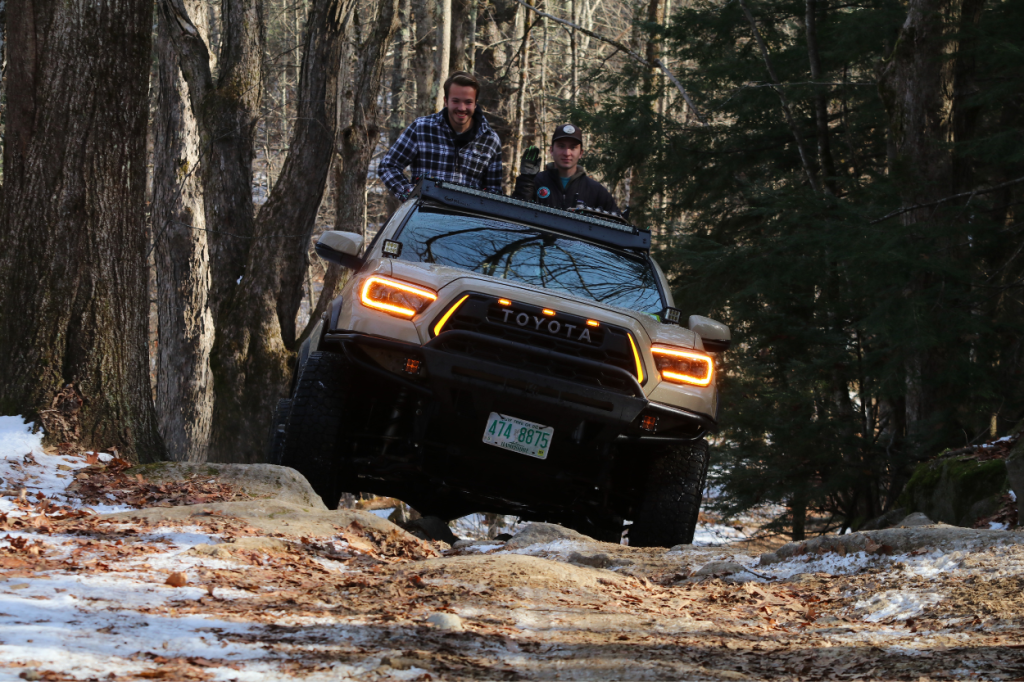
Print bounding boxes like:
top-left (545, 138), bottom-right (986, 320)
top-left (360, 276), bottom-right (437, 318)
top-left (651, 345), bottom-right (713, 386)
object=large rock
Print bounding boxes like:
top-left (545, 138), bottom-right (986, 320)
top-left (759, 525), bottom-right (1024, 565)
top-left (504, 522), bottom-right (590, 549)
top-left (102, 499), bottom-right (415, 540)
top-left (896, 455), bottom-right (1008, 527)
top-left (132, 462), bottom-right (327, 510)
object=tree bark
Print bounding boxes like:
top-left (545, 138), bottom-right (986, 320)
top-left (337, 0), bottom-right (400, 239)
top-left (414, 0), bottom-right (436, 116)
top-left (389, 0), bottom-right (413, 144)
top-left (209, 0), bottom-right (358, 462)
top-left (0, 0), bottom-right (164, 463)
top-left (434, 0), bottom-right (452, 111)
top-left (805, 0), bottom-right (837, 193)
top-left (153, 3), bottom-right (216, 463)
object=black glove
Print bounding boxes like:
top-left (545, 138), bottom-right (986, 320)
top-left (520, 145), bottom-right (541, 177)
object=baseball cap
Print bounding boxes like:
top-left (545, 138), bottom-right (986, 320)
top-left (551, 123), bottom-right (583, 145)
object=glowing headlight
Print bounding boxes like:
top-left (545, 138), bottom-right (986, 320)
top-left (651, 345), bottom-right (713, 387)
top-left (360, 276), bottom-right (437, 318)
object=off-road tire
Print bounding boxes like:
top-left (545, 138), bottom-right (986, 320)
top-left (266, 399), bottom-right (292, 465)
top-left (280, 352), bottom-right (352, 509)
top-left (629, 439), bottom-right (710, 547)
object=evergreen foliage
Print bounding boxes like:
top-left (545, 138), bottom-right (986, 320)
top-left (577, 0), bottom-right (1024, 534)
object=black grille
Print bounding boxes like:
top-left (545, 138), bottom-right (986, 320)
top-left (431, 293), bottom-right (643, 393)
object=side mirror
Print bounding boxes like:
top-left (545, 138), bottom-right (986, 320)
top-left (688, 315), bottom-right (731, 352)
top-left (314, 231), bottom-right (364, 270)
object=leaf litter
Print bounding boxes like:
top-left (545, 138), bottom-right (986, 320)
top-left (2, 416), bottom-right (1024, 680)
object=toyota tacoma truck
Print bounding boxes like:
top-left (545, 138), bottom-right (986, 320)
top-left (272, 178), bottom-right (730, 547)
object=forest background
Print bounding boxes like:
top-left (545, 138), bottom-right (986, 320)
top-left (0, 0), bottom-right (1021, 538)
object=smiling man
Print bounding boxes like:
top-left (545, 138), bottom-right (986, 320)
top-left (379, 72), bottom-right (503, 200)
top-left (513, 124), bottom-right (619, 213)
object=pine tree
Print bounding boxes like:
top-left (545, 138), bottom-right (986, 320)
top-left (577, 0), bottom-right (1024, 535)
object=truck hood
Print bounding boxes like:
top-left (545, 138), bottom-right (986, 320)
top-left (387, 259), bottom-right (700, 350)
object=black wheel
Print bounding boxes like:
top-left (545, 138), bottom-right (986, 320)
top-left (265, 399), bottom-right (292, 465)
top-left (280, 352), bottom-right (353, 509)
top-left (629, 439), bottom-right (710, 548)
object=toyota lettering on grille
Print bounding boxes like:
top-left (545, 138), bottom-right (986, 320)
top-left (498, 308), bottom-right (593, 343)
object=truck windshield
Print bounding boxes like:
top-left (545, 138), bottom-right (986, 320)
top-left (394, 206), bottom-right (664, 314)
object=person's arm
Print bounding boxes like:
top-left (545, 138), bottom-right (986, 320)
top-left (482, 142), bottom-right (504, 194)
top-left (378, 125), bottom-right (418, 199)
top-left (512, 146), bottom-right (541, 200)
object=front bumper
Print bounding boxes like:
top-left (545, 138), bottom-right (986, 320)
top-left (323, 331), bottom-right (714, 442)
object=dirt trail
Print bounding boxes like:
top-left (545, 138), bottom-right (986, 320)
top-left (2, 450), bottom-right (1024, 680)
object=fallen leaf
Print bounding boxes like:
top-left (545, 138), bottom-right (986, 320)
top-left (165, 572), bottom-right (188, 588)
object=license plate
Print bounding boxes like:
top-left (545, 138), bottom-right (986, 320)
top-left (482, 412), bottom-right (553, 460)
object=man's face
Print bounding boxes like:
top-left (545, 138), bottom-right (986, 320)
top-left (551, 139), bottom-right (583, 172)
top-left (444, 84), bottom-right (477, 130)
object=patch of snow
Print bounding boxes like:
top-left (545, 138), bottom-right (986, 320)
top-left (692, 522), bottom-right (747, 546)
top-left (762, 551), bottom-right (882, 580)
top-left (367, 507), bottom-right (395, 519)
top-left (0, 416), bottom-right (115, 514)
top-left (854, 590), bottom-right (942, 622)
top-left (901, 550), bottom-right (964, 579)
top-left (1010, 490), bottom-right (1017, 503)
top-left (462, 543), bottom-right (504, 553)
top-left (989, 521), bottom-right (1008, 531)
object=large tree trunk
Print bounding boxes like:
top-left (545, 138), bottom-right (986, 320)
top-left (435, 0), bottom-right (452, 110)
top-left (805, 0), bottom-right (837, 193)
top-left (877, 0), bottom-right (955, 445)
top-left (414, 0), bottom-right (436, 116)
top-left (209, 0), bottom-right (358, 462)
top-left (153, 3), bottom-right (215, 463)
top-left (337, 0), bottom-right (400, 239)
top-left (0, 0), bottom-right (164, 463)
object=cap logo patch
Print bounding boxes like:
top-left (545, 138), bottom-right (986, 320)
top-left (563, 125), bottom-right (576, 134)
top-left (537, 186), bottom-right (551, 199)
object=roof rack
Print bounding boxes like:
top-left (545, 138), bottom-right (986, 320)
top-left (413, 178), bottom-right (651, 251)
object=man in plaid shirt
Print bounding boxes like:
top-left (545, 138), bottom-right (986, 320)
top-left (379, 72), bottom-right (503, 199)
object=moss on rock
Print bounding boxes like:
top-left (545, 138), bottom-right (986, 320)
top-left (896, 456), bottom-right (1008, 527)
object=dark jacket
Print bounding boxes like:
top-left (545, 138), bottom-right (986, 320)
top-left (513, 163), bottom-right (619, 213)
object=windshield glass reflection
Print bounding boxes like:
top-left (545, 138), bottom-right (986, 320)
top-left (395, 207), bottom-right (663, 313)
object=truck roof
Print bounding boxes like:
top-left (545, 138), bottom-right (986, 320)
top-left (413, 178), bottom-right (651, 252)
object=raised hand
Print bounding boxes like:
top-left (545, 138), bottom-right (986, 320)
top-left (520, 145), bottom-right (541, 176)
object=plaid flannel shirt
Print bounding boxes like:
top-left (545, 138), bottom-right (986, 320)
top-left (378, 110), bottom-right (503, 198)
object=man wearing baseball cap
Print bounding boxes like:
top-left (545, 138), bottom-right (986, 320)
top-left (512, 123), bottom-right (619, 213)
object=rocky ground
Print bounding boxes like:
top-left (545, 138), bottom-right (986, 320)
top-left (2, 417), bottom-right (1024, 681)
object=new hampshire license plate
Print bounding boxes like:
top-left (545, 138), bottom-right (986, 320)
top-left (481, 413), bottom-right (553, 460)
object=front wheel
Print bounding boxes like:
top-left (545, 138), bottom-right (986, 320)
top-left (629, 439), bottom-right (710, 548)
top-left (280, 352), bottom-right (353, 509)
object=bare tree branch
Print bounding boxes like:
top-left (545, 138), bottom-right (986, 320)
top-left (511, 0), bottom-right (707, 126)
top-left (869, 175), bottom-right (1024, 224)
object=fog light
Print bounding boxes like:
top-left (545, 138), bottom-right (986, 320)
top-left (404, 358), bottom-right (421, 375)
top-left (640, 415), bottom-right (658, 433)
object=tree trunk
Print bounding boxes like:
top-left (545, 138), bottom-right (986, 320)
top-left (153, 3), bottom-right (216, 463)
top-left (337, 0), bottom-right (400, 239)
top-left (435, 0), bottom-right (452, 111)
top-left (877, 0), bottom-right (954, 444)
top-left (0, 0), bottom-right (164, 463)
top-left (805, 0), bottom-right (837, 193)
top-left (511, 2), bottom-right (532, 177)
top-left (208, 0), bottom-right (358, 462)
top-left (414, 0), bottom-right (436, 116)
top-left (389, 0), bottom-right (413, 144)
